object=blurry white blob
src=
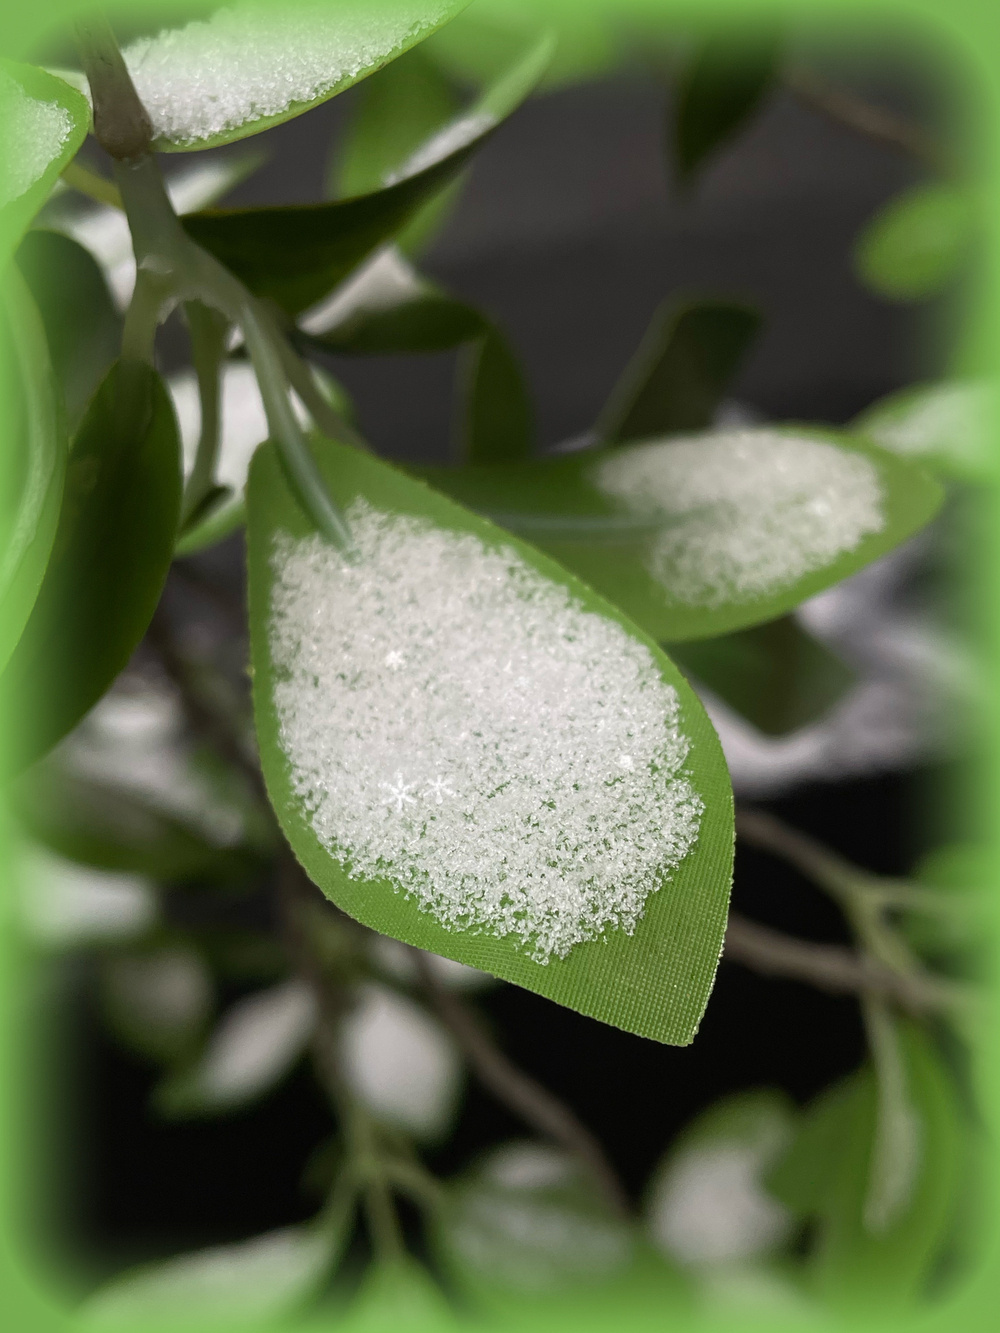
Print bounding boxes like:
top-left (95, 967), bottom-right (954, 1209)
top-left (178, 980), bottom-right (316, 1111)
top-left (860, 379), bottom-right (997, 478)
top-left (171, 360), bottom-right (278, 496)
top-left (382, 111), bottom-right (495, 184)
top-left (0, 68), bottom-right (72, 208)
top-left (369, 934), bottom-right (495, 992)
top-left (80, 1225), bottom-right (330, 1327)
top-left (483, 1142), bottom-right (575, 1191)
top-left (17, 844), bottom-right (156, 947)
top-left (104, 948), bottom-right (212, 1052)
top-left (299, 244), bottom-right (424, 337)
top-left (339, 983), bottom-right (461, 1140)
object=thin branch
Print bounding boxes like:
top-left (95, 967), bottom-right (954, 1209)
top-left (784, 62), bottom-right (950, 175)
top-left (723, 913), bottom-right (968, 1015)
top-left (410, 949), bottom-right (630, 1218)
top-left (74, 13), bottom-right (153, 160)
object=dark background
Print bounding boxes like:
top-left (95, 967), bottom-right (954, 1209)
top-left (34, 45), bottom-right (967, 1276)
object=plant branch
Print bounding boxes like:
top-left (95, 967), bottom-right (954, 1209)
top-left (784, 62), bottom-right (950, 175)
top-left (74, 12), bottom-right (152, 160)
top-left (410, 949), bottom-right (630, 1217)
top-left (61, 158), bottom-right (124, 209)
top-left (723, 913), bottom-right (967, 1014)
top-left (181, 302), bottom-right (229, 525)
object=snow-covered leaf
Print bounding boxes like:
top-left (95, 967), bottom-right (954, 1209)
top-left (854, 379), bottom-right (998, 484)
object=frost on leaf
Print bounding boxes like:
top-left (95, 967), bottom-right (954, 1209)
top-left (268, 501), bottom-right (703, 964)
top-left (0, 69), bottom-right (72, 208)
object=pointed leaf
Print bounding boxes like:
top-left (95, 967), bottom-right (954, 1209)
top-left (417, 427), bottom-right (944, 642)
top-left (673, 30), bottom-right (781, 185)
top-left (854, 182), bottom-right (975, 301)
top-left (596, 301), bottom-right (762, 443)
top-left (458, 325), bottom-right (533, 463)
top-left (853, 378), bottom-right (998, 484)
top-left (0, 269), bottom-right (66, 671)
top-left (16, 228), bottom-right (121, 430)
top-left (247, 436), bottom-right (733, 1045)
top-left (183, 34), bottom-right (553, 314)
top-left (668, 616), bottom-right (854, 736)
top-left (0, 362), bottom-right (182, 773)
top-left (115, 0), bottom-right (472, 154)
top-left (0, 60), bottom-right (89, 273)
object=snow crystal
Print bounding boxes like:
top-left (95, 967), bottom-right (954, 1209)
top-left (269, 501), bottom-right (703, 964)
top-left (123, 1), bottom-right (454, 147)
top-left (0, 69), bottom-right (72, 209)
top-left (594, 429), bottom-right (885, 607)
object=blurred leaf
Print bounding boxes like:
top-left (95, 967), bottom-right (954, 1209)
top-left (116, 0), bottom-right (472, 154)
top-left (853, 182), bottom-right (976, 302)
top-left (9, 759), bottom-right (262, 884)
top-left (0, 60), bottom-right (89, 273)
top-left (184, 35), bottom-right (553, 315)
top-left (645, 1090), bottom-right (797, 1268)
top-left (853, 379), bottom-right (997, 484)
top-left (596, 301), bottom-right (762, 444)
top-left (247, 435), bottom-right (734, 1045)
top-left (17, 230), bottom-right (120, 432)
top-left (433, 1141), bottom-right (634, 1303)
top-left (766, 1022), bottom-right (967, 1310)
top-left (331, 44), bottom-right (461, 255)
top-left (101, 945), bottom-right (213, 1063)
top-left (668, 616), bottom-right (854, 735)
top-left (901, 844), bottom-right (990, 977)
top-left (339, 982), bottom-right (462, 1140)
top-left (0, 269), bottom-right (66, 672)
top-left (338, 1258), bottom-right (458, 1331)
top-left (458, 325), bottom-right (533, 463)
top-left (16, 843), bottom-right (156, 949)
top-left (155, 979), bottom-right (315, 1117)
top-left (0, 362), bottom-right (182, 773)
top-left (80, 1223), bottom-right (336, 1327)
top-left (417, 428), bottom-right (943, 642)
top-left (673, 30), bottom-right (781, 185)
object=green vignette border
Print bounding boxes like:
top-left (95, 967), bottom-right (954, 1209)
top-left (0, 1), bottom-right (997, 1331)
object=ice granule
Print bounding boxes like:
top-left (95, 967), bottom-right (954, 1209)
top-left (594, 429), bottom-right (885, 607)
top-left (123, 0), bottom-right (454, 147)
top-left (0, 69), bottom-right (72, 208)
top-left (268, 501), bottom-right (703, 964)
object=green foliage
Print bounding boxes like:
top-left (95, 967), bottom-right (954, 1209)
top-left (417, 429), bottom-right (943, 642)
top-left (0, 362), bottom-right (181, 773)
top-left (853, 182), bottom-right (976, 301)
top-left (16, 230), bottom-right (120, 432)
top-left (668, 616), bottom-right (854, 736)
top-left (183, 35), bottom-right (552, 315)
top-left (0, 59), bottom-right (90, 272)
top-left (854, 378), bottom-right (997, 484)
top-left (246, 436), bottom-right (734, 1045)
top-left (767, 1021), bottom-right (967, 1310)
top-left (672, 29), bottom-right (782, 186)
top-left (457, 325), bottom-right (533, 462)
top-left (0, 270), bottom-right (65, 672)
top-left (596, 300), bottom-right (762, 443)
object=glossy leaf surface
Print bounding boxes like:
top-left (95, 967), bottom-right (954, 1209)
top-left (0, 362), bottom-right (181, 773)
top-left (417, 428), bottom-right (943, 641)
top-left (247, 436), bottom-right (733, 1044)
top-left (184, 36), bottom-right (552, 315)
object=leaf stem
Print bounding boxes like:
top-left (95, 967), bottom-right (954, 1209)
top-left (61, 157), bottom-right (124, 210)
top-left (860, 996), bottom-right (921, 1233)
top-left (181, 301), bottom-right (229, 525)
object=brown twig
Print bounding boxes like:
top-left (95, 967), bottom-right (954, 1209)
top-left (723, 912), bottom-right (966, 1014)
top-left (75, 13), bottom-right (153, 160)
top-left (784, 62), bottom-right (950, 175)
top-left (410, 949), bottom-right (630, 1217)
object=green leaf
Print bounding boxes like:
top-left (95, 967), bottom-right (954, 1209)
top-left (596, 301), bottom-right (762, 444)
top-left (101, 945), bottom-right (213, 1064)
top-left (16, 228), bottom-right (121, 431)
top-left (416, 427), bottom-right (944, 642)
top-left (853, 182), bottom-right (976, 301)
top-left (853, 379), bottom-right (997, 484)
top-left (645, 1090), bottom-right (797, 1267)
top-left (458, 325), bottom-right (533, 463)
top-left (0, 60), bottom-right (89, 273)
top-left (0, 269), bottom-right (66, 672)
top-left (673, 30), bottom-right (781, 185)
top-left (183, 34), bottom-right (553, 315)
top-left (668, 616), bottom-right (854, 736)
top-left (0, 362), bottom-right (182, 774)
top-left (80, 1223), bottom-right (336, 1327)
top-left (766, 1022), bottom-right (967, 1310)
top-left (113, 0), bottom-right (472, 154)
top-left (338, 1258), bottom-right (458, 1331)
top-left (330, 43), bottom-right (461, 255)
top-left (247, 436), bottom-right (733, 1045)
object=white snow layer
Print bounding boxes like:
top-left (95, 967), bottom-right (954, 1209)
top-left (594, 429), bottom-right (885, 606)
top-left (0, 69), bottom-right (72, 208)
top-left (269, 501), bottom-right (703, 964)
top-left (122, 1), bottom-right (454, 147)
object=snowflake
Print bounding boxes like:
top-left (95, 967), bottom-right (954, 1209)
top-left (425, 776), bottom-right (456, 805)
top-left (380, 772), bottom-right (418, 813)
top-left (384, 649), bottom-right (407, 670)
top-left (617, 753), bottom-right (635, 771)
